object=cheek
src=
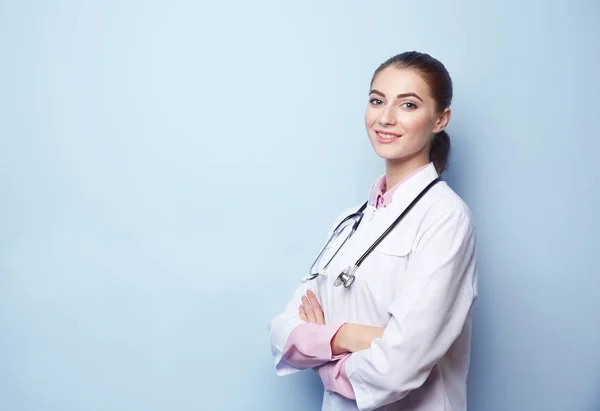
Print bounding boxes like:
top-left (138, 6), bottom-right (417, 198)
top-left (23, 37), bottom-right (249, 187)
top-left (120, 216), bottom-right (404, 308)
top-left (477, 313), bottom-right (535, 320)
top-left (364, 108), bottom-right (378, 127)
top-left (401, 113), bottom-right (431, 136)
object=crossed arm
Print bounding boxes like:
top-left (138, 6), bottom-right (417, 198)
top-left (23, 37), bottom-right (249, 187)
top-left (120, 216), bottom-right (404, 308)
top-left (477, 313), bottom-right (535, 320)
top-left (295, 290), bottom-right (383, 399)
top-left (299, 290), bottom-right (383, 355)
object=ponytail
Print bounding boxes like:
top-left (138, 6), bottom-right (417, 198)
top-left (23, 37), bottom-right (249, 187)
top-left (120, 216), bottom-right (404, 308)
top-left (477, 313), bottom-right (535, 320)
top-left (430, 130), bottom-right (451, 174)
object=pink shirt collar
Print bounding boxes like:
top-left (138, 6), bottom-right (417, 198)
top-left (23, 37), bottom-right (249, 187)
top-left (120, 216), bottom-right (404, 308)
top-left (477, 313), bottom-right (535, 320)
top-left (368, 163), bottom-right (431, 209)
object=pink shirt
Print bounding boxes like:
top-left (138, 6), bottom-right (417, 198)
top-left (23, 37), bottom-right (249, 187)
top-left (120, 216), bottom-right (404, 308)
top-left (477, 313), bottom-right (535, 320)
top-left (280, 165), bottom-right (429, 399)
top-left (369, 164), bottom-right (429, 209)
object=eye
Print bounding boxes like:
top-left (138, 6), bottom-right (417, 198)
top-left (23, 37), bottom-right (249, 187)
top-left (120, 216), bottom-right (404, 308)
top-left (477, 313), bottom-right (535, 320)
top-left (401, 102), bottom-right (418, 110)
top-left (369, 98), bottom-right (384, 106)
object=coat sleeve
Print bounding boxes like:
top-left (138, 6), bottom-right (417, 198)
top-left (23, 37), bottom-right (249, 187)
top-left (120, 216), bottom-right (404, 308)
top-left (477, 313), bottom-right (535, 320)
top-left (344, 201), bottom-right (478, 410)
top-left (268, 279), bottom-right (321, 375)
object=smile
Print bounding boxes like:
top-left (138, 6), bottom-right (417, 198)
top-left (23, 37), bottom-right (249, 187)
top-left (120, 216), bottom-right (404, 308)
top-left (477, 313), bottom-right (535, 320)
top-left (375, 131), bottom-right (401, 143)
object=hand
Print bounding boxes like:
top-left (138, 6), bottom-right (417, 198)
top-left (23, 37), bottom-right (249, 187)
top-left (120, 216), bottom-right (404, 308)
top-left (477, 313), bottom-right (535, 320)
top-left (331, 324), bottom-right (385, 355)
top-left (299, 290), bottom-right (325, 325)
top-left (298, 290), bottom-right (325, 374)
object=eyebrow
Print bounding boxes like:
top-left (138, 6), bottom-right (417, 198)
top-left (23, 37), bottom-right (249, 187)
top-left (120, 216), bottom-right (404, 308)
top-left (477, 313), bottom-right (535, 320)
top-left (369, 89), bottom-right (424, 102)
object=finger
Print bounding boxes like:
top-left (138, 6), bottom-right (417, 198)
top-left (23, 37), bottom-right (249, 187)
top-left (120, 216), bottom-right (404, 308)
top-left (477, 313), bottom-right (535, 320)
top-left (299, 305), bottom-right (308, 322)
top-left (302, 296), bottom-right (317, 323)
top-left (307, 290), bottom-right (325, 325)
top-left (302, 296), bottom-right (316, 323)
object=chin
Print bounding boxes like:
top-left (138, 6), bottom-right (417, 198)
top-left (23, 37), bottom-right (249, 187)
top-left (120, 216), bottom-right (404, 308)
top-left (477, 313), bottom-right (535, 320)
top-left (371, 143), bottom-right (402, 161)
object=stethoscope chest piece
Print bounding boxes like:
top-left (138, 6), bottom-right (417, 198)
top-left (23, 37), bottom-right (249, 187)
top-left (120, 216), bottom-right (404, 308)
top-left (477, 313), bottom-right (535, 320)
top-left (334, 265), bottom-right (358, 288)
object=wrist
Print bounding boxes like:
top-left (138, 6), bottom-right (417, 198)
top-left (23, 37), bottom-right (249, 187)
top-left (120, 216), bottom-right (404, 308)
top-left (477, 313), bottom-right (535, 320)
top-left (331, 324), bottom-right (350, 355)
top-left (331, 324), bottom-right (385, 354)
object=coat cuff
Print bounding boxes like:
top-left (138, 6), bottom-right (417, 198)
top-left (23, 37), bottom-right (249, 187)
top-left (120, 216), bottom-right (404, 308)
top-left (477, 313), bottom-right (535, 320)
top-left (318, 353), bottom-right (356, 399)
top-left (281, 322), bottom-right (346, 368)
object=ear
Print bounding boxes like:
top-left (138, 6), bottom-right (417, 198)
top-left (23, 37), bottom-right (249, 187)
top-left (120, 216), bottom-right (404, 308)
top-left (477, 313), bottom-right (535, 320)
top-left (432, 108), bottom-right (451, 134)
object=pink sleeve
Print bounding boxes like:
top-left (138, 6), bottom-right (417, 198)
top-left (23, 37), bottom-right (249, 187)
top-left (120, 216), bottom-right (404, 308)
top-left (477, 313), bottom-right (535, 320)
top-left (317, 353), bottom-right (356, 399)
top-left (281, 322), bottom-right (346, 369)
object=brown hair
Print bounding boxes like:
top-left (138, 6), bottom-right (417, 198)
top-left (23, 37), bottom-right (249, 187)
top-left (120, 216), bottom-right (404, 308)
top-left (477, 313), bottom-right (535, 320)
top-left (371, 51), bottom-right (453, 174)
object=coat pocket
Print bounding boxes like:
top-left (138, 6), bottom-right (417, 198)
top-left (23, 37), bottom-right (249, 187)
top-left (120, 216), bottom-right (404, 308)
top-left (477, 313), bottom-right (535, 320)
top-left (377, 231), bottom-right (413, 268)
top-left (361, 234), bottom-right (415, 306)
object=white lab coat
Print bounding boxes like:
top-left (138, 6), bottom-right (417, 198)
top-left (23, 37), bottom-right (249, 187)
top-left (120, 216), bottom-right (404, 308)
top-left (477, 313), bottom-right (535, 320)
top-left (269, 163), bottom-right (478, 411)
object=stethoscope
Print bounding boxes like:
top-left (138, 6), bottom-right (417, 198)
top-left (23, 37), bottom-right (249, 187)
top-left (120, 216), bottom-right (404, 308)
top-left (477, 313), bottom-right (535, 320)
top-left (301, 177), bottom-right (441, 288)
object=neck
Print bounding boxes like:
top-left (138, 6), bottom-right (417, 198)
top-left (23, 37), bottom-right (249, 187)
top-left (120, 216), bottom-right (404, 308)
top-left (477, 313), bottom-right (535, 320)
top-left (384, 156), bottom-right (430, 192)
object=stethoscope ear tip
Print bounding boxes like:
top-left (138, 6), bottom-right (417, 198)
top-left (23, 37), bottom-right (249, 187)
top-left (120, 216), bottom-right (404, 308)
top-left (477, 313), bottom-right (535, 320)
top-left (301, 269), bottom-right (330, 283)
top-left (301, 272), bottom-right (324, 283)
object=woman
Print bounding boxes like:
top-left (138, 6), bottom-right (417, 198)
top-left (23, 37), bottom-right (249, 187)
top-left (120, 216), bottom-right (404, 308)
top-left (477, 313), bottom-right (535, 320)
top-left (268, 51), bottom-right (478, 411)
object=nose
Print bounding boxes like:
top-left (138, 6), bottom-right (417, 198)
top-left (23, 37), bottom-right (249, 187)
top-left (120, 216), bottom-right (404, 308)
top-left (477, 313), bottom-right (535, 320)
top-left (378, 105), bottom-right (396, 126)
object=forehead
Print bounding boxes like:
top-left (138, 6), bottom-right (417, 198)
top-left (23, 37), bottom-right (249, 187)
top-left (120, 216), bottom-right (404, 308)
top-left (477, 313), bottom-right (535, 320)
top-left (371, 66), bottom-right (432, 99)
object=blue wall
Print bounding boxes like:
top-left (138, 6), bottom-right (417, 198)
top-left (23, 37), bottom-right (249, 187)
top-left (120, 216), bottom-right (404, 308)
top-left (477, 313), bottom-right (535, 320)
top-left (1, 1), bottom-right (599, 410)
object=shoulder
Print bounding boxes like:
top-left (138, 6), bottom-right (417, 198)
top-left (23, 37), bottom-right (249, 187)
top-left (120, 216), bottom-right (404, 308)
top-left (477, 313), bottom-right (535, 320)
top-left (418, 181), bottom-right (475, 234)
top-left (430, 181), bottom-right (472, 216)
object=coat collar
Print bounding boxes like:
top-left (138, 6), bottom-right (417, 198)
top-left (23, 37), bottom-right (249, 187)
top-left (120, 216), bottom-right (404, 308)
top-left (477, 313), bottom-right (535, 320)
top-left (367, 162), bottom-right (440, 212)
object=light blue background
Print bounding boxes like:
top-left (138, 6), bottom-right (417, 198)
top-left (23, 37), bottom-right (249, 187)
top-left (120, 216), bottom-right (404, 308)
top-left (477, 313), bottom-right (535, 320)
top-left (1, 1), bottom-right (599, 410)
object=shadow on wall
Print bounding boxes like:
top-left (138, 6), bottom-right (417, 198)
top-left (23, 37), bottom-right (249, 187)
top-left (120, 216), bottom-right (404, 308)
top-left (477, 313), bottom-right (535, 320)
top-left (437, 107), bottom-right (490, 409)
top-left (438, 124), bottom-right (479, 200)
top-left (590, 391), bottom-right (600, 411)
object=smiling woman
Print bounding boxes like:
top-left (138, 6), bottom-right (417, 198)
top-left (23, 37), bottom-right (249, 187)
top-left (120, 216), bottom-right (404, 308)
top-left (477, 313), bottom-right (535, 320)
top-left (268, 51), bottom-right (477, 411)
top-left (366, 53), bottom-right (453, 187)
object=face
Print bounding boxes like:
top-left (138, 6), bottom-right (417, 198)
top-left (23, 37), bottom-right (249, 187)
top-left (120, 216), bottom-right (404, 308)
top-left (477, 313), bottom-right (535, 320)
top-left (365, 66), bottom-right (450, 166)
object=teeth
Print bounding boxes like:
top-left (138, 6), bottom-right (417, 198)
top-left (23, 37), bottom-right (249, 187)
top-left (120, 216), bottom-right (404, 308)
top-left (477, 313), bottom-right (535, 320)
top-left (377, 132), bottom-right (398, 139)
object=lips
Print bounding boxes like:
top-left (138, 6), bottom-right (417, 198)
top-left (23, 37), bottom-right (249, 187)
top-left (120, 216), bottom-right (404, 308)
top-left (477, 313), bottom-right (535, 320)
top-left (375, 130), bottom-right (401, 144)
